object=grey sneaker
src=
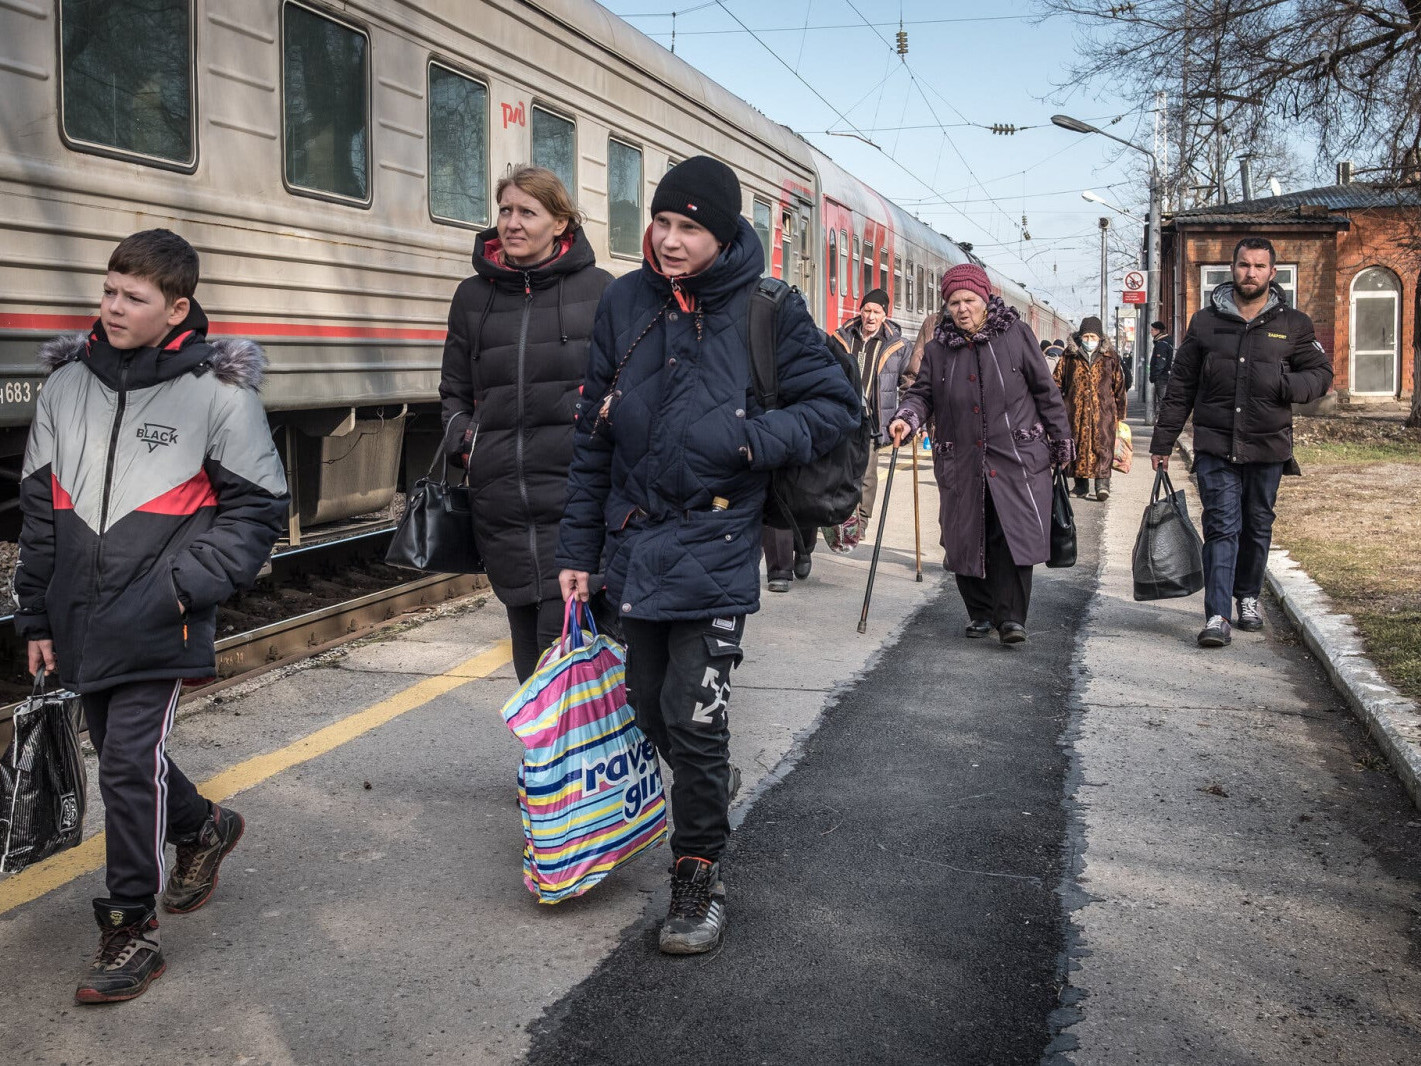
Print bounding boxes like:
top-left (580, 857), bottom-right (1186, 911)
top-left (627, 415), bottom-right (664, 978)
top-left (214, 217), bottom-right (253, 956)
top-left (75, 901), bottom-right (165, 1004)
top-left (1236, 597), bottom-right (1263, 632)
top-left (1197, 616), bottom-right (1232, 648)
top-left (659, 856), bottom-right (726, 955)
top-left (162, 804), bottom-right (244, 914)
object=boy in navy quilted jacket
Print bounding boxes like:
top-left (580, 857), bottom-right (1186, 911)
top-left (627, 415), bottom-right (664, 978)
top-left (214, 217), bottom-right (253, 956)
top-left (13, 229), bottom-right (289, 1004)
top-left (557, 158), bottom-right (858, 955)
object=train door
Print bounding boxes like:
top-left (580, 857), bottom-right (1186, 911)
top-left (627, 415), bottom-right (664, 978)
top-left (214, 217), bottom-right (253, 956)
top-left (779, 202), bottom-right (815, 300)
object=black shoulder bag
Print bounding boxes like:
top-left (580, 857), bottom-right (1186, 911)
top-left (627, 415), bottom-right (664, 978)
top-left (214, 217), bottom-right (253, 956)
top-left (385, 418), bottom-right (484, 574)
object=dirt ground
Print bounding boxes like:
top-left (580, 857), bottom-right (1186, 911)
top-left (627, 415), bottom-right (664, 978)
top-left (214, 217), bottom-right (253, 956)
top-left (1273, 415), bottom-right (1421, 700)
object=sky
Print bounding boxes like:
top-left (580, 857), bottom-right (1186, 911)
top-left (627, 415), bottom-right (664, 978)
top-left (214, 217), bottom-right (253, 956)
top-left (600, 0), bottom-right (1158, 325)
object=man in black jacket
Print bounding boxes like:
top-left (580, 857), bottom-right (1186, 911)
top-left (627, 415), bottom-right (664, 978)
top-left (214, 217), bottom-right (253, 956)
top-left (1148, 319), bottom-right (1173, 420)
top-left (1150, 237), bottom-right (1332, 648)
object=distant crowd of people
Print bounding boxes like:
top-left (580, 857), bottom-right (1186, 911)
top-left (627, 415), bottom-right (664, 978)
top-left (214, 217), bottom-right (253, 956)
top-left (13, 155), bottom-right (1329, 1003)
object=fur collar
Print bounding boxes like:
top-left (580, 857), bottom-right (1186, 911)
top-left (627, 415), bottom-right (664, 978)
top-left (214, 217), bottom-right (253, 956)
top-left (36, 332), bottom-right (268, 390)
top-left (934, 294), bottom-right (1019, 349)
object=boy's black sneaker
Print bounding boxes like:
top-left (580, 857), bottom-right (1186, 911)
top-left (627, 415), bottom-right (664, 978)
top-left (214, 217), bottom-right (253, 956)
top-left (1236, 597), bottom-right (1263, 632)
top-left (162, 804), bottom-right (245, 914)
top-left (75, 901), bottom-right (165, 1004)
top-left (659, 856), bottom-right (726, 955)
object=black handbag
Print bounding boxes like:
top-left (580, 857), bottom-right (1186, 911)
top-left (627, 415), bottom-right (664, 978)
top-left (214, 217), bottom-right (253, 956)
top-left (1047, 469), bottom-right (1077, 568)
top-left (1, 671), bottom-right (87, 873)
top-left (385, 420), bottom-right (484, 574)
top-left (1132, 469), bottom-right (1205, 600)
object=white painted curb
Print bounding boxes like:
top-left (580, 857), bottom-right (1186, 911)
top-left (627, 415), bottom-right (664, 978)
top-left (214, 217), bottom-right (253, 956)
top-left (1266, 550), bottom-right (1421, 811)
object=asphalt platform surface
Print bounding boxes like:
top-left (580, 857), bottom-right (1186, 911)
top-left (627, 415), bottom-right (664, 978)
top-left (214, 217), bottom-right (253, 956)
top-left (526, 519), bottom-right (1100, 1065)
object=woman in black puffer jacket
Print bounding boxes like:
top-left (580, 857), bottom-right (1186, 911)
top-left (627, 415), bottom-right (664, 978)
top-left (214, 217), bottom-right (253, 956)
top-left (439, 167), bottom-right (613, 679)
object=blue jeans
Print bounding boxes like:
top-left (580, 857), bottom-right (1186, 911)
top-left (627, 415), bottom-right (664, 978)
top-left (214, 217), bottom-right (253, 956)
top-left (1192, 452), bottom-right (1285, 622)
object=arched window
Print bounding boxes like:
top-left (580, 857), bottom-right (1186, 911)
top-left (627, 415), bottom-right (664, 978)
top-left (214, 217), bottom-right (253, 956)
top-left (1350, 266), bottom-right (1401, 395)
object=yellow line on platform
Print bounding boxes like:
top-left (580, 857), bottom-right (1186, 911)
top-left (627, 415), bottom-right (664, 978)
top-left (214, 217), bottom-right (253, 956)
top-left (0, 641), bottom-right (512, 916)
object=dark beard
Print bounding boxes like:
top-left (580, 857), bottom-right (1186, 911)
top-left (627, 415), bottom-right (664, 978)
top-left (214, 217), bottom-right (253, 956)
top-left (1234, 278), bottom-right (1269, 300)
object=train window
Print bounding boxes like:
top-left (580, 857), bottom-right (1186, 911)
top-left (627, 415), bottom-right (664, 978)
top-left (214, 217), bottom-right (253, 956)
top-left (428, 63), bottom-right (489, 227)
top-left (59, 0), bottom-right (195, 169)
top-left (862, 243), bottom-right (874, 296)
top-left (753, 200), bottom-right (773, 275)
top-left (918, 266), bottom-right (926, 314)
top-left (851, 237), bottom-right (860, 299)
top-left (905, 260), bottom-right (914, 313)
top-left (828, 230), bottom-right (838, 295)
top-left (608, 137), bottom-right (643, 259)
top-left (531, 106), bottom-right (576, 195)
top-left (839, 230), bottom-right (849, 302)
top-left (880, 248), bottom-right (889, 292)
top-left (893, 256), bottom-right (902, 306)
top-left (283, 3), bottom-right (370, 204)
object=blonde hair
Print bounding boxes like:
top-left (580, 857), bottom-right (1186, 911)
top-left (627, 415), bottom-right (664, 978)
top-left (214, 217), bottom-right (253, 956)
top-left (495, 166), bottom-right (584, 232)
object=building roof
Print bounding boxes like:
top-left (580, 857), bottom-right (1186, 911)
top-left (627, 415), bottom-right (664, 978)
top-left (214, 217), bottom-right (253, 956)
top-left (1168, 180), bottom-right (1421, 227)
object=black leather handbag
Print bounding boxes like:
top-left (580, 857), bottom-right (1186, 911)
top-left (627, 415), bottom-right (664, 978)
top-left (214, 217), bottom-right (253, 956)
top-left (385, 421), bottom-right (483, 574)
top-left (1132, 469), bottom-right (1205, 600)
top-left (1047, 469), bottom-right (1077, 568)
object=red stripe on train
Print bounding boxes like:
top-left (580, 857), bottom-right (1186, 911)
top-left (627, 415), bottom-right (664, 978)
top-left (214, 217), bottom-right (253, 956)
top-left (0, 313), bottom-right (446, 342)
top-left (136, 470), bottom-right (219, 515)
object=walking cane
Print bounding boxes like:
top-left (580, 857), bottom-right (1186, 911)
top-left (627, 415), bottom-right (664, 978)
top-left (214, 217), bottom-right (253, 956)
top-left (911, 437), bottom-right (923, 582)
top-left (858, 446), bottom-right (901, 634)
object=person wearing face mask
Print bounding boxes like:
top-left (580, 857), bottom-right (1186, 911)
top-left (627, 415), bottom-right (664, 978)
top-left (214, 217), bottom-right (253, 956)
top-left (1054, 316), bottom-right (1128, 500)
top-left (439, 166), bottom-right (613, 681)
top-left (816, 288), bottom-right (910, 556)
top-left (887, 263), bottom-right (1073, 645)
top-left (557, 156), bottom-right (858, 954)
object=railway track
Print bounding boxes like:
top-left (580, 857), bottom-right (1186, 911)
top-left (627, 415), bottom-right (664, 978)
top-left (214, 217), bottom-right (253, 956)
top-left (0, 529), bottom-right (488, 743)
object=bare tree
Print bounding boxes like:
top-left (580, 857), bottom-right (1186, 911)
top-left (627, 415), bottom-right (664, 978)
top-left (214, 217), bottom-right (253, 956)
top-left (1039, 0), bottom-right (1421, 423)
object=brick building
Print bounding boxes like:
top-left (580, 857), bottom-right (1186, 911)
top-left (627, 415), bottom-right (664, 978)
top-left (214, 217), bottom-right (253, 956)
top-left (1160, 177), bottom-right (1421, 406)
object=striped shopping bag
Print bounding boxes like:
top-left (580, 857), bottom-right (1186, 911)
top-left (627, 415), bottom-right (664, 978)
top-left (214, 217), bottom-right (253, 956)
top-left (501, 599), bottom-right (667, 903)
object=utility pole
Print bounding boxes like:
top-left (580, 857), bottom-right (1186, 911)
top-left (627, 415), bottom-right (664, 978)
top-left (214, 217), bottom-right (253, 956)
top-left (1099, 217), bottom-right (1110, 326)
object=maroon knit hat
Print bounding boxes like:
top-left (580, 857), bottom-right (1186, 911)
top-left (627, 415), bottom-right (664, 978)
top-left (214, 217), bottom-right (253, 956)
top-left (941, 263), bottom-right (992, 303)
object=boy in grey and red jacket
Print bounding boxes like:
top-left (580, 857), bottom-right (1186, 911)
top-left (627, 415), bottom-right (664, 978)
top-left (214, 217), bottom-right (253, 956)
top-left (13, 228), bottom-right (288, 1004)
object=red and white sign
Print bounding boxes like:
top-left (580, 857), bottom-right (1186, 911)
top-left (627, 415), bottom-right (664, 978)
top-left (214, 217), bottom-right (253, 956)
top-left (1123, 290), bottom-right (1147, 304)
top-left (1123, 270), bottom-right (1145, 291)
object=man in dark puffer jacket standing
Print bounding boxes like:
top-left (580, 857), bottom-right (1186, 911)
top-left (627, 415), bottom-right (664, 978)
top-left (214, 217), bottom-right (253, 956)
top-left (1150, 236), bottom-right (1332, 648)
top-left (557, 157), bottom-right (858, 955)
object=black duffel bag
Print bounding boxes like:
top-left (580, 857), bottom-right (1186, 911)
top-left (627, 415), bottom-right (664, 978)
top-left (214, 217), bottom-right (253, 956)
top-left (1132, 468), bottom-right (1204, 600)
top-left (386, 421), bottom-right (484, 574)
top-left (1047, 469), bottom-right (1076, 568)
top-left (1, 672), bottom-right (87, 873)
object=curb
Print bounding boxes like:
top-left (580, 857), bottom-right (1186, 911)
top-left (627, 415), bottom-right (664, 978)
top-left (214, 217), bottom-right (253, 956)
top-left (1174, 434), bottom-right (1421, 810)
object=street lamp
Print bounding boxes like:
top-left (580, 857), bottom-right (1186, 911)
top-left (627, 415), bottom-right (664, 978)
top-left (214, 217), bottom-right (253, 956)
top-left (1053, 114), bottom-right (1162, 425)
top-left (1082, 189), bottom-right (1133, 216)
top-left (1097, 217), bottom-right (1109, 328)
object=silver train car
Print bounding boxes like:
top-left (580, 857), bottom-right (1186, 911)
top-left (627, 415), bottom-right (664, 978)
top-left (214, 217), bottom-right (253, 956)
top-left (0, 0), bottom-right (1072, 540)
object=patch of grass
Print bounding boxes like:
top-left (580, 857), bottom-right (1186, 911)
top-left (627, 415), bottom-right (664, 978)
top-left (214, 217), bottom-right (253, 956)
top-left (1294, 441), bottom-right (1421, 467)
top-left (1273, 434), bottom-right (1421, 703)
top-left (1350, 610), bottom-right (1421, 699)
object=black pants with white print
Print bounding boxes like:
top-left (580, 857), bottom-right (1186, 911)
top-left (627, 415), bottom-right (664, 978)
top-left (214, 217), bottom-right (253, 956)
top-left (622, 615), bottom-right (744, 863)
top-left (82, 680), bottom-right (211, 908)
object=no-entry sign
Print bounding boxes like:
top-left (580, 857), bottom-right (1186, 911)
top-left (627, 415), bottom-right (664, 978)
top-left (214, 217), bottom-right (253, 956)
top-left (1123, 270), bottom-right (1145, 290)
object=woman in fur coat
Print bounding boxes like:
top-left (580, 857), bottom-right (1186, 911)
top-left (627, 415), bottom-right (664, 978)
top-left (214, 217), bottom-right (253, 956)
top-left (1053, 316), bottom-right (1128, 500)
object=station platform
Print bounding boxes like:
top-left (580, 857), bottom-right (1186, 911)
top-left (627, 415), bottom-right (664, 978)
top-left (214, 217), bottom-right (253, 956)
top-left (2, 440), bottom-right (1419, 1065)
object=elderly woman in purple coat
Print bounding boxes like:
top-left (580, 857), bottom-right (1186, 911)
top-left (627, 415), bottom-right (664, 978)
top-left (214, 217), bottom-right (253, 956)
top-left (888, 263), bottom-right (1074, 644)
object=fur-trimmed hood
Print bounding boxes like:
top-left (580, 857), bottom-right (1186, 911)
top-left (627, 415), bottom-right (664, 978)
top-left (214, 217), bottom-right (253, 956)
top-left (36, 330), bottom-right (267, 391)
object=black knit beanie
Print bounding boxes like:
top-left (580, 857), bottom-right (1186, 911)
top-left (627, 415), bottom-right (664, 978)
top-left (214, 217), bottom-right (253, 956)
top-left (860, 287), bottom-right (890, 312)
top-left (650, 156), bottom-right (742, 246)
top-left (1079, 316), bottom-right (1104, 336)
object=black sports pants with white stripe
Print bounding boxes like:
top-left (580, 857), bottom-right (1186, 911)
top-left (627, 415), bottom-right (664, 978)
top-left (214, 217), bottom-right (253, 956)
top-left (82, 680), bottom-right (211, 908)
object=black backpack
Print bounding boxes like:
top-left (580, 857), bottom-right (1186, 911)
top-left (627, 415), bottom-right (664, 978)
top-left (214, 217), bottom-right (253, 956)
top-left (746, 277), bottom-right (873, 537)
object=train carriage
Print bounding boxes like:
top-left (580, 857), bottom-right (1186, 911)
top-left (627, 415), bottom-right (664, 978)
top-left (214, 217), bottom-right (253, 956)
top-left (0, 0), bottom-right (1069, 543)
